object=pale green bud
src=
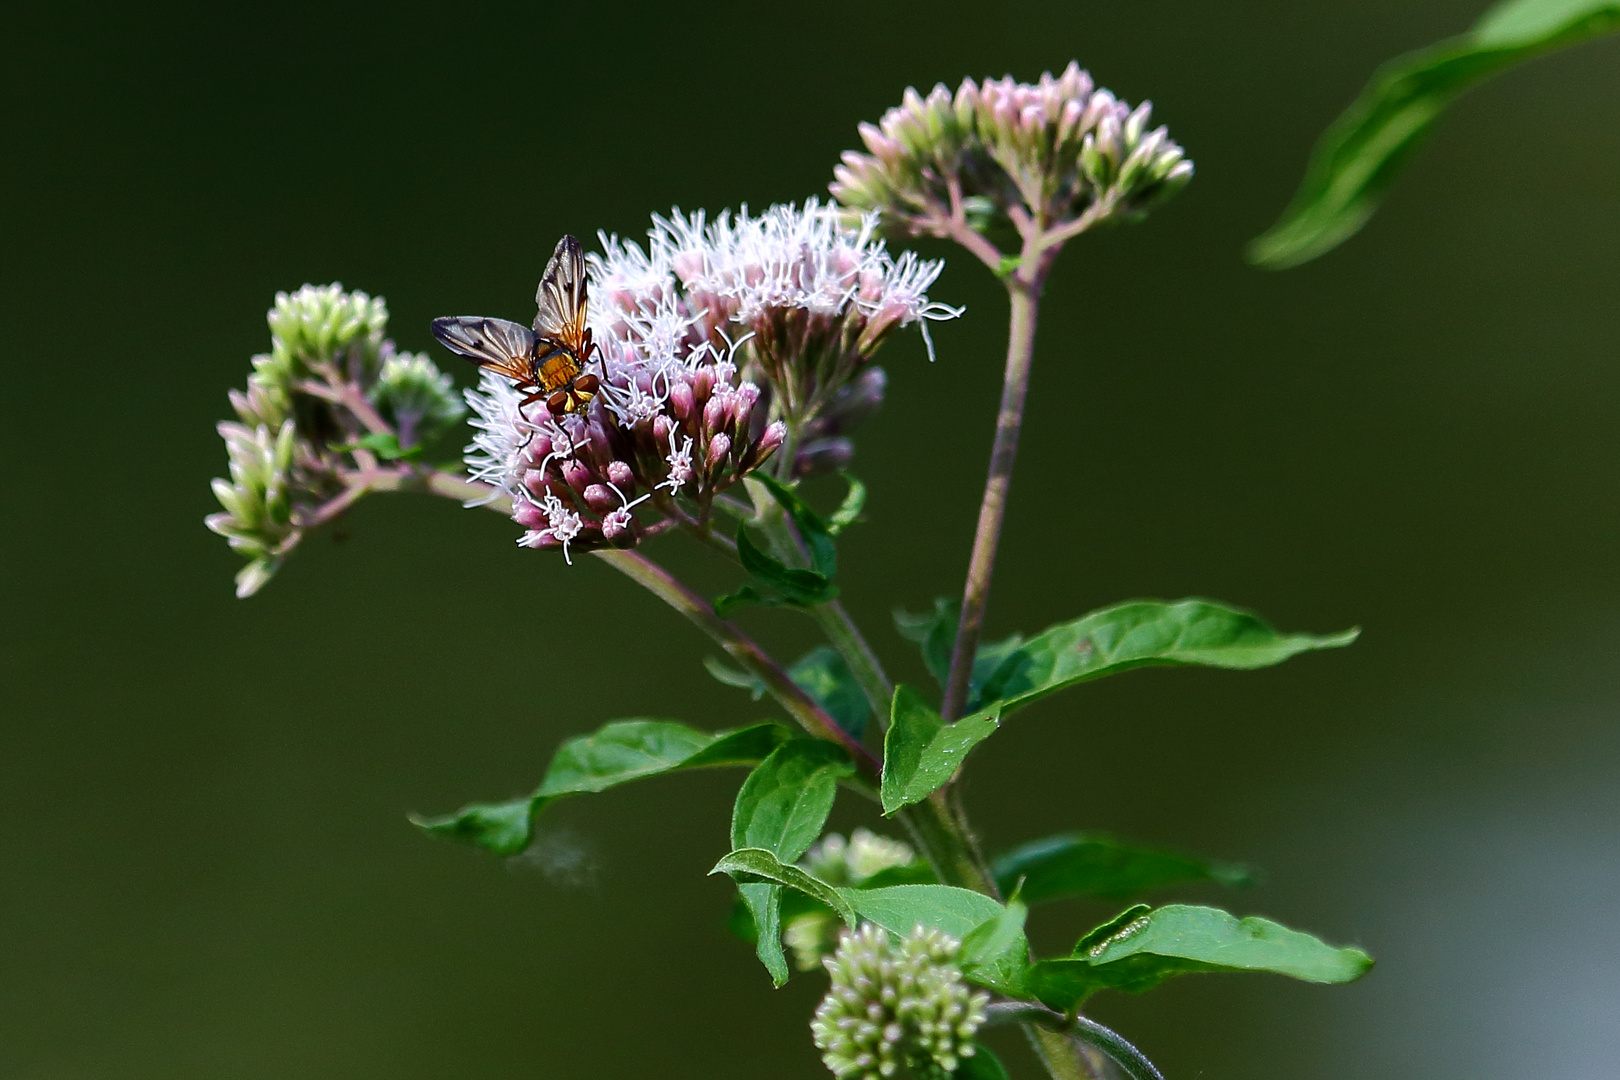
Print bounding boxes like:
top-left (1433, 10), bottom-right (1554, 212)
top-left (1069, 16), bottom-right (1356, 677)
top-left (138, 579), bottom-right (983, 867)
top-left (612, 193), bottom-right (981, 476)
top-left (369, 350), bottom-right (465, 448)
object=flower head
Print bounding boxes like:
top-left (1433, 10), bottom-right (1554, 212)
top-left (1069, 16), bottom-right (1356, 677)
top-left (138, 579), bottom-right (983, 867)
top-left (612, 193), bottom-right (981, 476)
top-left (833, 63), bottom-right (1192, 248)
top-left (811, 923), bottom-right (990, 1080)
top-left (587, 202), bottom-right (958, 472)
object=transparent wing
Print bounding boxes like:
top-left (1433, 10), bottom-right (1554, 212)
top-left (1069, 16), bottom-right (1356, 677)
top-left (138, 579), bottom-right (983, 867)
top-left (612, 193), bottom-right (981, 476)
top-left (533, 234), bottom-right (589, 346)
top-left (430, 316), bottom-right (536, 383)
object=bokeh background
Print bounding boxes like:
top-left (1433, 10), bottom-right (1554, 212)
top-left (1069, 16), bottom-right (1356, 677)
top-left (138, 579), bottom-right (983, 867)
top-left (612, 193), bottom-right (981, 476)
top-left (4, 2), bottom-right (1618, 1077)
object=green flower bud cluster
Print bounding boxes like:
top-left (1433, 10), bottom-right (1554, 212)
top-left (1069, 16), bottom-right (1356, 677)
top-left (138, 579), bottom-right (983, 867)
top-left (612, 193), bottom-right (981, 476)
top-left (811, 923), bottom-right (990, 1080)
top-left (786, 830), bottom-right (923, 972)
top-left (241, 284), bottom-right (389, 428)
top-left (209, 284), bottom-right (462, 597)
top-left (205, 420), bottom-right (304, 598)
top-left (832, 62), bottom-right (1192, 242)
top-left (369, 350), bottom-right (465, 448)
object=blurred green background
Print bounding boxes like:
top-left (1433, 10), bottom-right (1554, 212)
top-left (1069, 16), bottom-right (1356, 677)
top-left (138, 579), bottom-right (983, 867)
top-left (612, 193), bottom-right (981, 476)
top-left (3, 1), bottom-right (1618, 1077)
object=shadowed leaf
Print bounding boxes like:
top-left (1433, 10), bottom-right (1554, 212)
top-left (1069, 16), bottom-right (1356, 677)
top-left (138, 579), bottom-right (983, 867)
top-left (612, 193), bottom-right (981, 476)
top-left (992, 832), bottom-right (1254, 903)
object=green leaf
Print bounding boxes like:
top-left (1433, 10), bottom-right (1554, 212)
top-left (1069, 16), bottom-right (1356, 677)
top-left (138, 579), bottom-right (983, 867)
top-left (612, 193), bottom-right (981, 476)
top-left (960, 897), bottom-right (1031, 997)
top-left (710, 847), bottom-right (857, 925)
top-left (720, 524), bottom-right (838, 613)
top-left (704, 647), bottom-right (869, 738)
top-left (826, 473), bottom-right (867, 536)
top-left (1027, 904), bottom-right (1374, 1010)
top-left (730, 739), bottom-right (854, 985)
top-left (732, 739), bottom-right (853, 860)
top-left (1249, 0), bottom-right (1620, 268)
top-left (955, 1045), bottom-right (1013, 1080)
top-left (333, 431), bottom-right (423, 461)
top-left (752, 473), bottom-right (837, 576)
top-left (844, 884), bottom-right (1006, 940)
top-left (893, 598), bottom-right (1024, 705)
top-left (992, 832), bottom-right (1254, 903)
top-left (412, 719), bottom-right (790, 856)
top-left (976, 598), bottom-right (1358, 716)
top-left (880, 685), bottom-right (1002, 814)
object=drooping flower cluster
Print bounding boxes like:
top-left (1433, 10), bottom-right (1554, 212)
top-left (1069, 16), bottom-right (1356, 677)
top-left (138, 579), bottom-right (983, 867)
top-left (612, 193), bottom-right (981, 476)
top-left (812, 923), bottom-right (990, 1080)
top-left (208, 284), bottom-right (462, 596)
top-left (464, 204), bottom-right (957, 556)
top-left (786, 831), bottom-right (924, 971)
top-left (832, 62), bottom-right (1192, 242)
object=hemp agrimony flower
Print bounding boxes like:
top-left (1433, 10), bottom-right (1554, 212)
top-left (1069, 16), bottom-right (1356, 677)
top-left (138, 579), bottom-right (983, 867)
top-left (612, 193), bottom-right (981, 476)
top-left (597, 201), bottom-right (960, 473)
top-left (833, 63), bottom-right (1192, 248)
top-left (811, 923), bottom-right (990, 1080)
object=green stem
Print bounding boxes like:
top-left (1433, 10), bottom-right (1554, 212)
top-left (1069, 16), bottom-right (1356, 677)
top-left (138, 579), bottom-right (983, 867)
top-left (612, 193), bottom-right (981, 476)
top-left (987, 1003), bottom-right (1162, 1080)
top-left (941, 273), bottom-right (1044, 721)
top-left (592, 547), bottom-right (880, 776)
top-left (810, 603), bottom-right (894, 727)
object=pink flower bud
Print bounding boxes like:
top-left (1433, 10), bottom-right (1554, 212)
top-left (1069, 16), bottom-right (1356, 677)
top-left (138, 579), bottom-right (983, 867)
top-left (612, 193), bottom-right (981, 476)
top-left (607, 461), bottom-right (634, 489)
top-left (562, 460), bottom-right (591, 491)
top-left (759, 420), bottom-right (787, 456)
top-left (652, 415), bottom-right (673, 444)
top-left (601, 506), bottom-right (634, 540)
top-left (706, 432), bottom-right (732, 467)
top-left (583, 484), bottom-right (617, 513)
top-left (669, 380), bottom-right (694, 419)
top-left (514, 499), bottom-right (548, 529)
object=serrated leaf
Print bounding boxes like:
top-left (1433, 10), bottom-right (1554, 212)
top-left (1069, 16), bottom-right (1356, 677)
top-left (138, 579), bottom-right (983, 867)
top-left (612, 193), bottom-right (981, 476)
top-left (880, 685), bottom-right (1001, 814)
top-left (412, 719), bottom-right (790, 856)
top-left (1249, 0), bottom-right (1620, 268)
top-left (1026, 903), bottom-right (1374, 1010)
top-left (730, 739), bottom-right (854, 985)
top-left (976, 599), bottom-right (1358, 717)
top-left (992, 832), bottom-right (1254, 903)
top-left (826, 473), bottom-right (867, 536)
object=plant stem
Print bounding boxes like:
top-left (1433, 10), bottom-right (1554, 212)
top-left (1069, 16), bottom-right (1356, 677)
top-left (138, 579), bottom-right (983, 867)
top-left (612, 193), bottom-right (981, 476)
top-left (940, 275), bottom-right (1043, 721)
top-left (592, 547), bottom-right (880, 776)
top-left (810, 603), bottom-right (894, 726)
top-left (986, 1003), bottom-right (1163, 1080)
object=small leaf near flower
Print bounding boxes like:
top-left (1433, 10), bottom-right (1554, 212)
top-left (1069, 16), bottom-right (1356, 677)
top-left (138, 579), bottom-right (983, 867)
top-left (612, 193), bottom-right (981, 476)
top-left (825, 472), bottom-right (867, 536)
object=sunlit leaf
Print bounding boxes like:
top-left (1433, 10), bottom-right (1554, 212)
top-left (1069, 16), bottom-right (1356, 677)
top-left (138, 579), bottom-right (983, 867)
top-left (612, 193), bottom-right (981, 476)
top-left (960, 897), bottom-right (1031, 996)
top-left (1026, 903), bottom-right (1374, 1010)
top-left (976, 599), bottom-right (1357, 716)
top-left (992, 832), bottom-right (1254, 903)
top-left (412, 720), bottom-right (790, 856)
top-left (1249, 0), bottom-right (1620, 268)
top-left (880, 685), bottom-right (1001, 813)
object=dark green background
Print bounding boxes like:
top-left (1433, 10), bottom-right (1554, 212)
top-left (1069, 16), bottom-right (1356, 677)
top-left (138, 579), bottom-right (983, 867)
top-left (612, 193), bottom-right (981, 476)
top-left (4, 2), bottom-right (1618, 1077)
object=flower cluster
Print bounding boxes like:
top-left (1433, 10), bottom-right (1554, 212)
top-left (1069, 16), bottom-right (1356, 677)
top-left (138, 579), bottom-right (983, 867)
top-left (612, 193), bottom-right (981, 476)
top-left (787, 830), bottom-right (924, 971)
top-left (596, 202), bottom-right (958, 447)
top-left (465, 203), bottom-right (958, 556)
top-left (208, 284), bottom-right (461, 596)
top-left (832, 62), bottom-right (1192, 242)
top-left (812, 923), bottom-right (990, 1080)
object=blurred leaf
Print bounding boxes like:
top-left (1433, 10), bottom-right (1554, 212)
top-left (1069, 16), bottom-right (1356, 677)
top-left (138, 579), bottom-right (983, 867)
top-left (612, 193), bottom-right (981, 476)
top-left (992, 832), bottom-right (1254, 903)
top-left (730, 739), bottom-right (854, 984)
top-left (705, 647), bottom-right (869, 738)
top-left (1027, 904), bottom-right (1374, 1010)
top-left (826, 473), bottom-right (868, 536)
top-left (892, 597), bottom-right (1023, 705)
top-left (976, 599), bottom-right (1357, 716)
top-left (412, 719), bottom-right (790, 856)
top-left (955, 1045), bottom-right (1013, 1080)
top-left (333, 431), bottom-right (423, 461)
top-left (1249, 0), bottom-right (1620, 268)
top-left (880, 685), bottom-right (1002, 813)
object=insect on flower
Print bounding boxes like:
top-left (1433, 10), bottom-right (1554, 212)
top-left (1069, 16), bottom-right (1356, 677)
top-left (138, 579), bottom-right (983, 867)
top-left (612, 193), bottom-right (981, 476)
top-left (431, 235), bottom-right (603, 416)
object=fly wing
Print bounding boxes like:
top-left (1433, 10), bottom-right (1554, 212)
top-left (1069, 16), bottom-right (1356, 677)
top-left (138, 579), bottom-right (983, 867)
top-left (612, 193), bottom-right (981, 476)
top-left (533, 234), bottom-right (589, 347)
top-left (430, 316), bottom-right (536, 383)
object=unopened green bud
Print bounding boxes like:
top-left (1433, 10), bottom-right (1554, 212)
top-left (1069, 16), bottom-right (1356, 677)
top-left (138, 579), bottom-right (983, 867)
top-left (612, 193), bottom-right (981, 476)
top-left (369, 350), bottom-right (464, 448)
